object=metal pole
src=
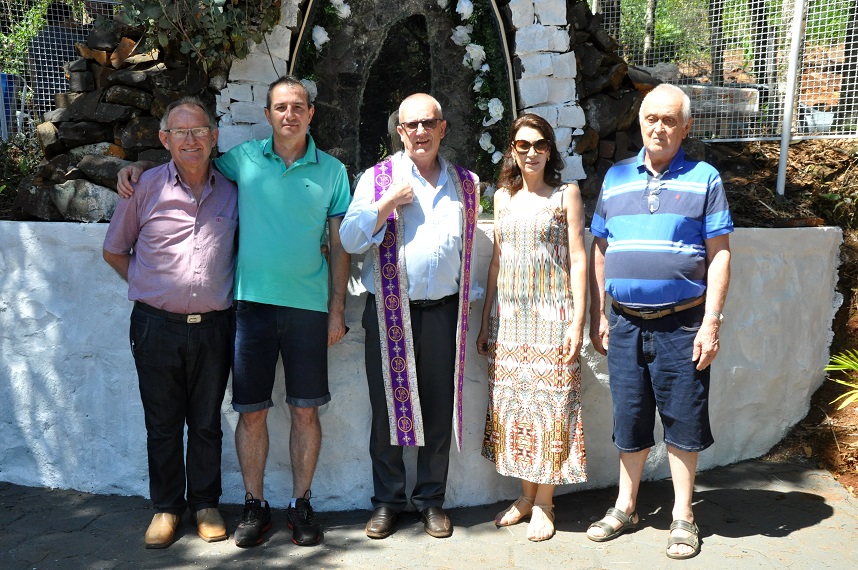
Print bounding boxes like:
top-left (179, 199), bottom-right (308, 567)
top-left (776, 0), bottom-right (807, 197)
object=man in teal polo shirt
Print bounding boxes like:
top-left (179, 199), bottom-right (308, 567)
top-left (117, 77), bottom-right (351, 548)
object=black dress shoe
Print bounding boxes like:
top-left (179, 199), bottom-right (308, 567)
top-left (365, 507), bottom-right (398, 539)
top-left (420, 507), bottom-right (452, 538)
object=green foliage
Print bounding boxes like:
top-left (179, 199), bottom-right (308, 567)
top-left (824, 350), bottom-right (858, 409)
top-left (0, 0), bottom-right (51, 75)
top-left (110, 0), bottom-right (283, 71)
top-left (0, 130), bottom-right (43, 194)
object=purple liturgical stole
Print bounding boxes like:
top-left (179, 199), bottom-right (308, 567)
top-left (371, 158), bottom-right (478, 450)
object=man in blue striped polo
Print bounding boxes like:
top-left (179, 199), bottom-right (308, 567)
top-left (585, 83), bottom-right (733, 560)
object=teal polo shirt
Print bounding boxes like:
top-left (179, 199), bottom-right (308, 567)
top-left (215, 135), bottom-right (351, 313)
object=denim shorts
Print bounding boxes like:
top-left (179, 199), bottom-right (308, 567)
top-left (606, 303), bottom-right (713, 453)
top-left (232, 301), bottom-right (331, 411)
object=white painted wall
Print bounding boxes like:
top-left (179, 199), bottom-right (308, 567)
top-left (0, 221), bottom-right (842, 511)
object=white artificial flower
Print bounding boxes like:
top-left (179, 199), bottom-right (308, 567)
top-left (482, 97), bottom-right (504, 126)
top-left (492, 151), bottom-right (503, 164)
top-left (456, 0), bottom-right (474, 20)
top-left (312, 26), bottom-right (330, 51)
top-left (473, 77), bottom-right (483, 92)
top-left (483, 184), bottom-right (497, 199)
top-left (480, 63), bottom-right (490, 72)
top-left (300, 79), bottom-right (318, 103)
top-left (437, 0), bottom-right (449, 9)
top-left (330, 0), bottom-right (351, 19)
top-left (479, 132), bottom-right (495, 153)
top-left (451, 24), bottom-right (472, 47)
top-left (463, 43), bottom-right (486, 71)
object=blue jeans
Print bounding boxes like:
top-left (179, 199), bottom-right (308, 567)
top-left (130, 303), bottom-right (232, 514)
top-left (607, 304), bottom-right (713, 453)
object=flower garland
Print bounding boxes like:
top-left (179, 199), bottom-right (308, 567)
top-left (445, 0), bottom-right (505, 168)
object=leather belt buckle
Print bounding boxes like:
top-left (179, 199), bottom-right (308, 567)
top-left (186, 314), bottom-right (202, 324)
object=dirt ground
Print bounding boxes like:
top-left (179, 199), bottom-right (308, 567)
top-left (708, 138), bottom-right (858, 497)
top-left (2, 137), bottom-right (858, 496)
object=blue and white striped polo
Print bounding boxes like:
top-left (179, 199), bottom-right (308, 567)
top-left (590, 147), bottom-right (733, 309)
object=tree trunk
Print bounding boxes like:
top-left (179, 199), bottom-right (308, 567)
top-left (708, 0), bottom-right (724, 86)
top-left (644, 0), bottom-right (658, 66)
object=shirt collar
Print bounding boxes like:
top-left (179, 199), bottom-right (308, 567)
top-left (396, 151), bottom-right (449, 187)
top-left (262, 134), bottom-right (319, 166)
top-left (636, 146), bottom-right (687, 176)
top-left (166, 160), bottom-right (216, 192)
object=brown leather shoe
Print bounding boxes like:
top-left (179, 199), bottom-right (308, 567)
top-left (194, 508), bottom-right (228, 542)
top-left (365, 507), bottom-right (398, 539)
top-left (420, 507), bottom-right (452, 538)
top-left (144, 513), bottom-right (180, 549)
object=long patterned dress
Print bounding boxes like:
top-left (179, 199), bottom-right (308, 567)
top-left (482, 187), bottom-right (587, 485)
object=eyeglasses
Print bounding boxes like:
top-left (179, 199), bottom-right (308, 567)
top-left (400, 119), bottom-right (442, 132)
top-left (646, 179), bottom-right (664, 213)
top-left (163, 127), bottom-right (211, 139)
top-left (513, 139), bottom-right (550, 154)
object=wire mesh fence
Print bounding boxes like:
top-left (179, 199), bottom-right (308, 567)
top-left (0, 0), bottom-right (116, 138)
top-left (592, 0), bottom-right (858, 142)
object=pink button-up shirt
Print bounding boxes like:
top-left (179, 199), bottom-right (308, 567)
top-left (104, 161), bottom-right (238, 313)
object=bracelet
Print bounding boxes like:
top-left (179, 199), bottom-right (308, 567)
top-left (705, 310), bottom-right (724, 323)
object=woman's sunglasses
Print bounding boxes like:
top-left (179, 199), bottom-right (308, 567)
top-left (512, 139), bottom-right (550, 154)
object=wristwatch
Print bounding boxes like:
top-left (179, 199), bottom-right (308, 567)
top-left (706, 310), bottom-right (724, 323)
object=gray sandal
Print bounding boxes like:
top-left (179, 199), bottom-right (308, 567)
top-left (665, 519), bottom-right (700, 560)
top-left (586, 507), bottom-right (638, 542)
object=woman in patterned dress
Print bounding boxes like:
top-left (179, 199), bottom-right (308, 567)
top-left (476, 114), bottom-right (588, 542)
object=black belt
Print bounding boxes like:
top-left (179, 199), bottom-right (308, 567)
top-left (134, 301), bottom-right (229, 324)
top-left (409, 293), bottom-right (458, 310)
top-left (612, 295), bottom-right (705, 320)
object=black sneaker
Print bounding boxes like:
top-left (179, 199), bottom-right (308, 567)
top-left (234, 492), bottom-right (272, 547)
top-left (287, 490), bottom-right (323, 546)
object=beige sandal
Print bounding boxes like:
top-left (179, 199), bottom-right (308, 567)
top-left (494, 496), bottom-right (534, 527)
top-left (527, 504), bottom-right (555, 542)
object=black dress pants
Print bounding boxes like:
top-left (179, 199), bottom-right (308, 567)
top-left (130, 304), bottom-right (232, 515)
top-left (362, 294), bottom-right (457, 512)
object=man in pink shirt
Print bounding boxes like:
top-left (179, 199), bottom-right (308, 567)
top-left (103, 97), bottom-right (238, 549)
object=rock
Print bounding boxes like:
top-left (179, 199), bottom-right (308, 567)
top-left (74, 42), bottom-right (111, 67)
top-left (581, 91), bottom-right (641, 138)
top-left (573, 127), bottom-right (600, 154)
top-left (152, 65), bottom-right (207, 94)
top-left (87, 29), bottom-right (118, 51)
top-left (122, 51), bottom-right (159, 67)
top-left (570, 0), bottom-right (593, 31)
top-left (576, 44), bottom-right (606, 78)
top-left (57, 121), bottom-right (113, 148)
top-left (43, 108), bottom-right (71, 123)
top-left (36, 122), bottom-right (66, 158)
top-left (76, 155), bottom-right (132, 190)
top-left (94, 103), bottom-right (137, 123)
top-left (63, 58), bottom-right (88, 73)
top-left (109, 36), bottom-right (138, 68)
top-left (591, 27), bottom-right (618, 53)
top-left (37, 154), bottom-right (82, 183)
top-left (120, 117), bottom-right (162, 154)
top-left (107, 62), bottom-right (166, 90)
top-left (68, 142), bottom-right (127, 161)
top-left (67, 89), bottom-right (103, 121)
top-left (627, 66), bottom-right (660, 92)
top-left (104, 85), bottom-right (154, 110)
top-left (51, 179), bottom-right (119, 222)
top-left (90, 63), bottom-right (114, 89)
top-left (54, 92), bottom-right (82, 109)
top-left (68, 71), bottom-right (95, 92)
top-left (12, 174), bottom-right (65, 221)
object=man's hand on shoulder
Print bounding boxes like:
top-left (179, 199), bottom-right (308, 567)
top-left (116, 161), bottom-right (156, 198)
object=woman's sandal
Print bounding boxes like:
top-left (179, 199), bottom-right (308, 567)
top-left (665, 520), bottom-right (701, 560)
top-left (494, 496), bottom-right (534, 527)
top-left (586, 507), bottom-right (639, 542)
top-left (527, 504), bottom-right (555, 542)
